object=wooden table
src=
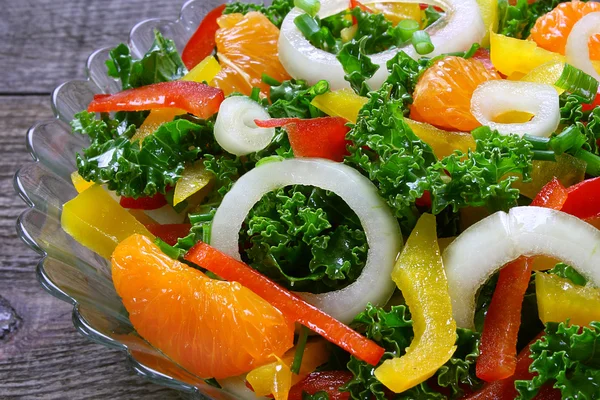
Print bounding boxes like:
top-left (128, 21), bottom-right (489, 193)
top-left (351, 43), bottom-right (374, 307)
top-left (0, 1), bottom-right (190, 397)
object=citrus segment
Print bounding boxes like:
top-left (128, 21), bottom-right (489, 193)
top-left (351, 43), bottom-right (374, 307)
top-left (410, 56), bottom-right (501, 132)
top-left (531, 1), bottom-right (600, 60)
top-left (111, 234), bottom-right (294, 379)
top-left (212, 12), bottom-right (291, 96)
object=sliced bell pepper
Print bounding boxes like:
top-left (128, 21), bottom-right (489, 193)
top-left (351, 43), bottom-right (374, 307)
top-left (582, 91), bottom-right (600, 112)
top-left (173, 161), bottom-right (213, 206)
top-left (288, 371), bottom-right (353, 400)
top-left (530, 177), bottom-right (568, 209)
top-left (145, 223), bottom-right (192, 246)
top-left (404, 119), bottom-right (476, 159)
top-left (310, 89), bottom-right (368, 124)
top-left (369, 2), bottom-right (421, 26)
top-left (120, 192), bottom-right (168, 210)
top-left (476, 257), bottom-right (532, 382)
top-left (70, 171), bottom-right (94, 193)
top-left (184, 242), bottom-right (385, 366)
top-left (475, 0), bottom-right (498, 47)
top-left (350, 0), bottom-right (373, 12)
top-left (255, 117), bottom-right (350, 162)
top-left (181, 4), bottom-right (226, 70)
top-left (88, 81), bottom-right (224, 119)
top-left (374, 213), bottom-right (457, 393)
top-left (466, 333), bottom-right (561, 400)
top-left (536, 273), bottom-right (600, 327)
top-left (561, 177), bottom-right (600, 220)
top-left (61, 185), bottom-right (154, 258)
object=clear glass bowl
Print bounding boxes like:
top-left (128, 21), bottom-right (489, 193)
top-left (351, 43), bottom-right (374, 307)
top-left (13, 0), bottom-right (243, 397)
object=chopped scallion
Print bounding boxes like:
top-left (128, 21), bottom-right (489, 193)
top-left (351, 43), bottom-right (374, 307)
top-left (294, 0), bottom-right (321, 17)
top-left (555, 63), bottom-right (599, 103)
top-left (411, 30), bottom-right (434, 55)
top-left (396, 19), bottom-right (420, 43)
top-left (290, 326), bottom-right (309, 374)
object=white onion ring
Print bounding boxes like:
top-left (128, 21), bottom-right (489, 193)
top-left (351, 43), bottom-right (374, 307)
top-left (278, 0), bottom-right (486, 90)
top-left (471, 80), bottom-right (560, 137)
top-left (566, 12), bottom-right (600, 82)
top-left (210, 158), bottom-right (403, 324)
top-left (214, 97), bottom-right (275, 156)
top-left (443, 206), bottom-right (600, 329)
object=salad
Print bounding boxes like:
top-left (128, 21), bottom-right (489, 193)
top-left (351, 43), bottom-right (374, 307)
top-left (61, 0), bottom-right (600, 398)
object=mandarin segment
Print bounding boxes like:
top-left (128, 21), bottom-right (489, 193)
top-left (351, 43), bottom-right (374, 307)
top-left (410, 56), bottom-right (501, 132)
top-left (212, 12), bottom-right (291, 96)
top-left (111, 234), bottom-right (294, 379)
top-left (530, 1), bottom-right (600, 60)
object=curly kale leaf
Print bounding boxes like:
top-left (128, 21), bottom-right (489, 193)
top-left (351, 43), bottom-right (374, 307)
top-left (73, 111), bottom-right (213, 198)
top-left (548, 263), bottom-right (588, 286)
top-left (239, 185), bottom-right (368, 294)
top-left (224, 0), bottom-right (294, 28)
top-left (267, 79), bottom-right (330, 119)
top-left (515, 321), bottom-right (600, 400)
top-left (343, 304), bottom-right (481, 400)
top-left (106, 30), bottom-right (186, 90)
top-left (497, 0), bottom-right (567, 39)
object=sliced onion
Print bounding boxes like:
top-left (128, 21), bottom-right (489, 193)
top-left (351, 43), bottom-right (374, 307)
top-left (278, 0), bottom-right (486, 90)
top-left (443, 206), bottom-right (600, 329)
top-left (210, 158), bottom-right (403, 324)
top-left (566, 12), bottom-right (600, 82)
top-left (218, 376), bottom-right (267, 400)
top-left (214, 97), bottom-right (275, 156)
top-left (470, 80), bottom-right (560, 137)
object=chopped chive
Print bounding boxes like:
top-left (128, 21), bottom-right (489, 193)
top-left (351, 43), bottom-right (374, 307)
top-left (549, 125), bottom-right (586, 155)
top-left (154, 237), bottom-right (183, 260)
top-left (523, 134), bottom-right (550, 151)
top-left (189, 212), bottom-right (214, 223)
top-left (574, 149), bottom-right (600, 176)
top-left (262, 73), bottom-right (282, 87)
top-left (554, 63), bottom-right (599, 103)
top-left (396, 19), bottom-right (420, 42)
top-left (202, 223), bottom-right (212, 244)
top-left (250, 87), bottom-right (261, 102)
top-left (411, 30), bottom-right (434, 55)
top-left (294, 13), bottom-right (320, 40)
top-left (294, 0), bottom-right (321, 17)
top-left (290, 326), bottom-right (309, 374)
top-left (532, 150), bottom-right (557, 162)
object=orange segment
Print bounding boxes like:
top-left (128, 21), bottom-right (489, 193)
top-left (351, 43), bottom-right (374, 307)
top-left (111, 234), bottom-right (294, 379)
top-left (410, 56), bottom-right (501, 132)
top-left (212, 12), bottom-right (291, 96)
top-left (530, 1), bottom-right (600, 60)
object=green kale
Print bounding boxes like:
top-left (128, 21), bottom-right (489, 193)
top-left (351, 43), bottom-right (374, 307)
top-left (106, 30), bottom-right (187, 90)
top-left (342, 304), bottom-right (481, 400)
top-left (72, 111), bottom-right (214, 198)
top-left (239, 185), bottom-right (368, 294)
top-left (267, 78), bottom-right (330, 118)
top-left (515, 321), bottom-right (600, 399)
top-left (337, 37), bottom-right (380, 95)
top-left (224, 0), bottom-right (294, 28)
top-left (302, 392), bottom-right (330, 400)
top-left (497, 0), bottom-right (568, 39)
top-left (547, 263), bottom-right (588, 286)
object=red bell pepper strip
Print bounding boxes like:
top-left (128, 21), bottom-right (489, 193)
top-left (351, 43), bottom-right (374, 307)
top-left (254, 117), bottom-right (351, 162)
top-left (120, 193), bottom-right (168, 210)
top-left (582, 90), bottom-right (600, 112)
top-left (467, 333), bottom-right (561, 400)
top-left (561, 177), bottom-right (600, 220)
top-left (476, 257), bottom-right (533, 382)
top-left (88, 81), bottom-right (224, 119)
top-left (288, 371), bottom-right (353, 400)
top-left (185, 242), bottom-right (385, 366)
top-left (181, 4), bottom-right (226, 70)
top-left (419, 3), bottom-right (445, 11)
top-left (145, 223), bottom-right (192, 246)
top-left (471, 48), bottom-right (496, 73)
top-left (350, 0), bottom-right (373, 12)
top-left (530, 177), bottom-right (568, 210)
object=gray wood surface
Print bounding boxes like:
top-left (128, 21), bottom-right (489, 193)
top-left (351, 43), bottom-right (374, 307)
top-left (0, 0), bottom-right (192, 398)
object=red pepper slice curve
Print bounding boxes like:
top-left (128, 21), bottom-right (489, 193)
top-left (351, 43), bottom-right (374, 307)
top-left (350, 0), bottom-right (373, 12)
top-left (288, 371), bottom-right (353, 400)
top-left (471, 48), bottom-right (496, 73)
top-left (120, 193), bottom-right (168, 210)
top-left (88, 81), bottom-right (224, 119)
top-left (145, 223), bottom-right (192, 246)
top-left (185, 242), bottom-right (385, 366)
top-left (181, 4), bottom-right (226, 70)
top-left (476, 257), bottom-right (533, 382)
top-left (255, 117), bottom-right (351, 162)
top-left (561, 176), bottom-right (600, 220)
top-left (530, 177), bottom-right (568, 210)
top-left (582, 90), bottom-right (600, 112)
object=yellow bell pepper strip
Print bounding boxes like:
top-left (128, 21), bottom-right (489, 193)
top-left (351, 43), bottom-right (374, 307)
top-left (310, 88), bottom-right (367, 124)
top-left (370, 3), bottom-right (421, 26)
top-left (246, 340), bottom-right (330, 400)
top-left (61, 185), bottom-right (154, 258)
top-left (521, 60), bottom-right (566, 94)
top-left (404, 119), bottom-right (476, 159)
top-left (132, 56), bottom-right (222, 142)
top-left (70, 171), bottom-right (93, 193)
top-left (536, 273), bottom-right (600, 327)
top-left (173, 161), bottom-right (213, 206)
top-left (374, 213), bottom-right (457, 393)
top-left (476, 0), bottom-right (498, 47)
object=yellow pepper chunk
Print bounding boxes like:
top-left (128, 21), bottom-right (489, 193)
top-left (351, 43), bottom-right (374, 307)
top-left (132, 55), bottom-right (222, 143)
top-left (370, 3), bottom-right (422, 25)
top-left (311, 88), bottom-right (368, 123)
top-left (173, 161), bottom-right (213, 206)
top-left (70, 171), bottom-right (94, 193)
top-left (404, 119), bottom-right (475, 159)
top-left (490, 32), bottom-right (565, 77)
top-left (521, 60), bottom-right (566, 94)
top-left (246, 340), bottom-right (330, 399)
top-left (476, 0), bottom-right (498, 47)
top-left (374, 213), bottom-right (457, 393)
top-left (536, 273), bottom-right (600, 327)
top-left (61, 185), bottom-right (154, 258)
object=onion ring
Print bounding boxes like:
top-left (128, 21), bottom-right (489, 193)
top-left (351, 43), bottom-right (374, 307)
top-left (566, 12), bottom-right (600, 82)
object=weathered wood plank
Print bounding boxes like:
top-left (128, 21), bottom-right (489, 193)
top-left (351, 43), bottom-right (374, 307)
top-left (0, 96), bottom-right (180, 399)
top-left (0, 0), bottom-right (186, 94)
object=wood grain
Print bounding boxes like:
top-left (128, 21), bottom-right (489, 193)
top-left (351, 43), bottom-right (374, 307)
top-left (0, 0), bottom-right (191, 397)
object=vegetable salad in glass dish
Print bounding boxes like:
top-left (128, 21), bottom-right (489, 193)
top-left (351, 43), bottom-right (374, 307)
top-left (61, 0), bottom-right (600, 398)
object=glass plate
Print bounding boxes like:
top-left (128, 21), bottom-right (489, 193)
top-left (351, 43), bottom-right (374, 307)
top-left (13, 0), bottom-right (247, 397)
